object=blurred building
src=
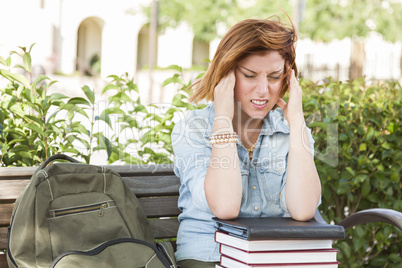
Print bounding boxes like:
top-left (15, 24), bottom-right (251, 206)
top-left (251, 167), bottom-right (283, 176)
top-left (0, 0), bottom-right (205, 78)
top-left (0, 0), bottom-right (401, 83)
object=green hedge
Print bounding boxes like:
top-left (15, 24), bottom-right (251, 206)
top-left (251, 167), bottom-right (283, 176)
top-left (1, 47), bottom-right (401, 267)
top-left (301, 78), bottom-right (401, 267)
top-left (0, 47), bottom-right (202, 165)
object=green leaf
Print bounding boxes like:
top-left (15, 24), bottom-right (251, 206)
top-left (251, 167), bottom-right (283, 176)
top-left (353, 236), bottom-right (365, 252)
top-left (104, 107), bottom-right (125, 115)
top-left (49, 93), bottom-right (69, 100)
top-left (359, 143), bottom-right (366, 151)
top-left (17, 46), bottom-right (26, 53)
top-left (381, 143), bottom-right (391, 150)
top-left (102, 83), bottom-right (119, 94)
top-left (14, 64), bottom-right (29, 73)
top-left (386, 122), bottom-right (395, 133)
top-left (388, 253), bottom-right (401, 262)
top-left (32, 75), bottom-right (50, 89)
top-left (159, 133), bottom-right (171, 144)
top-left (361, 180), bottom-right (371, 197)
top-left (61, 103), bottom-right (89, 119)
top-left (70, 122), bottom-right (89, 136)
top-left (28, 43), bottom-right (36, 53)
top-left (97, 112), bottom-right (113, 129)
top-left (23, 52), bottom-right (32, 73)
top-left (162, 74), bottom-right (182, 86)
top-left (0, 69), bottom-right (30, 88)
top-left (47, 80), bottom-right (58, 88)
top-left (94, 133), bottom-right (113, 158)
top-left (165, 64), bottom-right (182, 72)
top-left (25, 123), bottom-right (45, 136)
top-left (67, 97), bottom-right (91, 106)
top-left (82, 85), bottom-right (95, 104)
top-left (0, 56), bottom-right (7, 66)
top-left (339, 133), bottom-right (348, 141)
top-left (346, 167), bottom-right (356, 176)
top-left (308, 122), bottom-right (328, 129)
top-left (24, 115), bottom-right (44, 126)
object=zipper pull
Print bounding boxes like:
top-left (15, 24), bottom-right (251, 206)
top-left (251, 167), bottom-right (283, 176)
top-left (98, 203), bottom-right (107, 217)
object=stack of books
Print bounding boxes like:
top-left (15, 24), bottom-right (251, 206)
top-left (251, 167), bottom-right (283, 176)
top-left (213, 217), bottom-right (345, 268)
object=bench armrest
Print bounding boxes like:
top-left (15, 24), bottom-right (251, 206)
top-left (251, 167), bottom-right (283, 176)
top-left (338, 208), bottom-right (402, 230)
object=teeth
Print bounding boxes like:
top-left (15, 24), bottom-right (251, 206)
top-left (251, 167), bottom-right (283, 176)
top-left (251, 100), bottom-right (267, 105)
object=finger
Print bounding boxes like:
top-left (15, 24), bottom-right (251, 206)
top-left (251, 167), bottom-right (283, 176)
top-left (289, 69), bottom-right (298, 87)
top-left (216, 72), bottom-right (230, 90)
top-left (276, 98), bottom-right (286, 110)
top-left (227, 70), bottom-right (236, 89)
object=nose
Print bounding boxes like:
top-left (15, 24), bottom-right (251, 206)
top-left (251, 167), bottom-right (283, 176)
top-left (256, 77), bottom-right (268, 95)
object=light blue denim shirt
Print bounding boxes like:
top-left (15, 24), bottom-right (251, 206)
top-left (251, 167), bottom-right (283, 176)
top-left (171, 103), bottom-right (315, 262)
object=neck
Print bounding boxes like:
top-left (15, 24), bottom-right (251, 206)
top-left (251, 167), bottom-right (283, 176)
top-left (232, 109), bottom-right (264, 149)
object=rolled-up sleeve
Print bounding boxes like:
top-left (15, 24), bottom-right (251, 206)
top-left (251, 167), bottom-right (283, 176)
top-left (172, 115), bottom-right (212, 213)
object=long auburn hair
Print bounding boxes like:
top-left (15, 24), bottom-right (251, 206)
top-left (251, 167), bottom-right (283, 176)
top-left (189, 16), bottom-right (297, 104)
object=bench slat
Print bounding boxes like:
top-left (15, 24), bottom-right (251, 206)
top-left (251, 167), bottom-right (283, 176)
top-left (0, 228), bottom-right (8, 252)
top-left (0, 165), bottom-right (175, 179)
top-left (139, 197), bottom-right (180, 218)
top-left (0, 181), bottom-right (29, 204)
top-left (107, 165), bottom-right (175, 176)
top-left (0, 254), bottom-right (7, 268)
top-left (0, 176), bottom-right (180, 203)
top-left (149, 218), bottom-right (180, 239)
top-left (0, 167), bottom-right (37, 180)
top-left (123, 176), bottom-right (180, 197)
top-left (0, 204), bottom-right (13, 227)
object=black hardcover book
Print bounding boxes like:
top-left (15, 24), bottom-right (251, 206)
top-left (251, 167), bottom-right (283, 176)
top-left (213, 217), bottom-right (345, 241)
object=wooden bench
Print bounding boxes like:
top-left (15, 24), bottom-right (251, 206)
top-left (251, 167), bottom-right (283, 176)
top-left (1, 164), bottom-right (401, 268)
top-left (0, 164), bottom-right (181, 268)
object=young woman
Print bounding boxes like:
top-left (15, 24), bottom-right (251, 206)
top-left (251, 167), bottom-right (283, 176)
top-left (171, 16), bottom-right (321, 268)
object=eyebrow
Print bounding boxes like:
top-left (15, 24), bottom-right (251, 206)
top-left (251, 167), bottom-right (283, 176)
top-left (239, 65), bottom-right (283, 75)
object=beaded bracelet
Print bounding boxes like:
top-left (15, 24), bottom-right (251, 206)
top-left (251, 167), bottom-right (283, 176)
top-left (209, 132), bottom-right (239, 145)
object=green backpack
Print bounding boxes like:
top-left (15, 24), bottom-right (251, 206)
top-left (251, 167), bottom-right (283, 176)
top-left (7, 154), bottom-right (177, 268)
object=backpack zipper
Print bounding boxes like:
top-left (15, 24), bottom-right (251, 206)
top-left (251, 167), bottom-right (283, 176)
top-left (53, 202), bottom-right (110, 217)
top-left (157, 242), bottom-right (177, 268)
top-left (49, 238), bottom-right (172, 267)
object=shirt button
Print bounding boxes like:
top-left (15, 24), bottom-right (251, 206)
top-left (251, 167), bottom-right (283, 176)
top-left (254, 206), bottom-right (259, 211)
top-left (252, 185), bottom-right (257, 190)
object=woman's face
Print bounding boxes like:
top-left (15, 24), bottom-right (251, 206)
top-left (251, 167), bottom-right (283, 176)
top-left (234, 51), bottom-right (285, 122)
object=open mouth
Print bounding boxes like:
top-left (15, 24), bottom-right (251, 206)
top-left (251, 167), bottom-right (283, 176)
top-left (251, 99), bottom-right (268, 106)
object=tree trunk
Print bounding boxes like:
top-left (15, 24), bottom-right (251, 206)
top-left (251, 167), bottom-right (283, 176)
top-left (349, 38), bottom-right (365, 80)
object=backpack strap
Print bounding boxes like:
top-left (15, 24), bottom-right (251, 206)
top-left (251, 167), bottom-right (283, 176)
top-left (38, 154), bottom-right (81, 171)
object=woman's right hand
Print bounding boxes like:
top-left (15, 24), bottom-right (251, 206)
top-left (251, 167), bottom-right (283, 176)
top-left (213, 70), bottom-right (236, 121)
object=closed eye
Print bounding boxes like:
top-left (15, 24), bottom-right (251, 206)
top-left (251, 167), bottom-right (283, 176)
top-left (268, 76), bottom-right (281, 80)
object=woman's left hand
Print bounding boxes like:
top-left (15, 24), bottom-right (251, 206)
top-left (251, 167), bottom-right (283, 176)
top-left (275, 68), bottom-right (304, 126)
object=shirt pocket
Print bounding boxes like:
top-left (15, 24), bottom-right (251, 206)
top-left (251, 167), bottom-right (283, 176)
top-left (259, 158), bottom-right (286, 205)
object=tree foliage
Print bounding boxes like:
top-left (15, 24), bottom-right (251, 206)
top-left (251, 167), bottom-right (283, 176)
top-left (154, 0), bottom-right (291, 41)
top-left (153, 0), bottom-right (402, 42)
top-left (300, 0), bottom-right (402, 42)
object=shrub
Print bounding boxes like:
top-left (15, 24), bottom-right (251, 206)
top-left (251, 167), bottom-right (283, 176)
top-left (301, 78), bottom-right (401, 267)
top-left (0, 47), bottom-right (203, 165)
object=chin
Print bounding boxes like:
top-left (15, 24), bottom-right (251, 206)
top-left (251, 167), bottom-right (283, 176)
top-left (249, 113), bottom-right (268, 120)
